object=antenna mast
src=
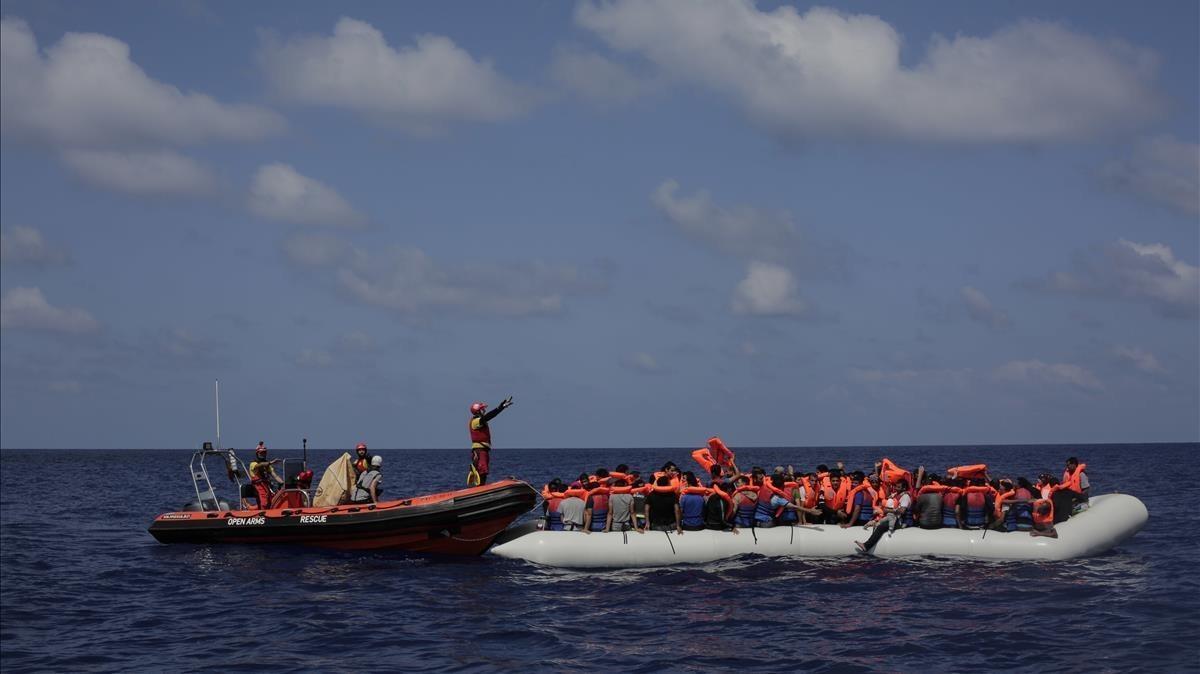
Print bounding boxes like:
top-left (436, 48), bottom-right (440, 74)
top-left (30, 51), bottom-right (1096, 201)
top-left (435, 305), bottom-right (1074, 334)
top-left (214, 379), bottom-right (222, 450)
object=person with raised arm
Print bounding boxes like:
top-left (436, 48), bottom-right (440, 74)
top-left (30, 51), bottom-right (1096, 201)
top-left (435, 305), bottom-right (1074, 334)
top-left (467, 396), bottom-right (514, 485)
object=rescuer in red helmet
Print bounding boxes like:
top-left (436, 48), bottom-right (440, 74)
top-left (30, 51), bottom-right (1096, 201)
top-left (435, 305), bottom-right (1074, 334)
top-left (468, 396), bottom-right (513, 485)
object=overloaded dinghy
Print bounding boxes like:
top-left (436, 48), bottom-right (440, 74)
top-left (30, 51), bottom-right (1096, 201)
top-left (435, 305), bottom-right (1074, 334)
top-left (149, 444), bottom-right (538, 555)
top-left (489, 493), bottom-right (1148, 568)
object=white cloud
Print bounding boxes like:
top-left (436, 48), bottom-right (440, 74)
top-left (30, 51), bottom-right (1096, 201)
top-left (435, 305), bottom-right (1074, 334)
top-left (62, 150), bottom-right (218, 197)
top-left (622, 351), bottom-right (665, 374)
top-left (550, 46), bottom-right (650, 104)
top-left (258, 17), bottom-right (534, 134)
top-left (961, 286), bottom-right (1011, 328)
top-left (576, 1), bottom-right (1163, 143)
top-left (283, 236), bottom-right (606, 317)
top-left (1, 17), bottom-right (283, 148)
top-left (732, 261), bottom-right (808, 316)
top-left (283, 234), bottom-right (351, 266)
top-left (1112, 345), bottom-right (1165, 374)
top-left (653, 179), bottom-right (799, 263)
top-left (249, 163), bottom-right (365, 227)
top-left (993, 360), bottom-right (1104, 393)
top-left (0, 287), bottom-right (100, 334)
top-left (1100, 135), bottom-right (1199, 215)
top-left (296, 349), bottom-right (333, 368)
top-left (1028, 239), bottom-right (1198, 319)
top-left (0, 226), bottom-right (67, 265)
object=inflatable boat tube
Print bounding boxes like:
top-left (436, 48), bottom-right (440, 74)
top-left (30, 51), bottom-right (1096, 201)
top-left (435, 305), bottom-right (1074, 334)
top-left (489, 493), bottom-right (1147, 568)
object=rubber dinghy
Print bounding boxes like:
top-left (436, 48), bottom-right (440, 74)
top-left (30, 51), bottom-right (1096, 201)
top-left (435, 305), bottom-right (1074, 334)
top-left (489, 493), bottom-right (1148, 568)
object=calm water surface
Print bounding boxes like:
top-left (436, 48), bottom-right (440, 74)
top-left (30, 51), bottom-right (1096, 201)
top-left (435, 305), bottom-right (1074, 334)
top-left (1, 444), bottom-right (1197, 672)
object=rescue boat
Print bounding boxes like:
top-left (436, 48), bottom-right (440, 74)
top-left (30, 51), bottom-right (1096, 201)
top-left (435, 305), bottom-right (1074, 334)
top-left (148, 445), bottom-right (537, 555)
top-left (150, 479), bottom-right (538, 554)
top-left (489, 493), bottom-right (1148, 567)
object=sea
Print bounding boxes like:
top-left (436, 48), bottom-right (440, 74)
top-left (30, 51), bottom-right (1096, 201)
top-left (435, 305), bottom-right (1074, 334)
top-left (1, 443), bottom-right (1197, 673)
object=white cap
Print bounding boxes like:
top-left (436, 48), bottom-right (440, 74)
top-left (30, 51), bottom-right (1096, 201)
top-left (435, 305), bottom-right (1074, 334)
top-left (371, 455), bottom-right (383, 468)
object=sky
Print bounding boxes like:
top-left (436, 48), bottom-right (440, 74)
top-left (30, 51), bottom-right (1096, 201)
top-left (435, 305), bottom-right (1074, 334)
top-left (0, 0), bottom-right (1197, 450)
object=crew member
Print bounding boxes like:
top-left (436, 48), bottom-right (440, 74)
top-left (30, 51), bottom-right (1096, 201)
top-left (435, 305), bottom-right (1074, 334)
top-left (248, 442), bottom-right (282, 509)
top-left (468, 396), bottom-right (514, 485)
top-left (350, 455), bottom-right (383, 504)
top-left (352, 443), bottom-right (372, 476)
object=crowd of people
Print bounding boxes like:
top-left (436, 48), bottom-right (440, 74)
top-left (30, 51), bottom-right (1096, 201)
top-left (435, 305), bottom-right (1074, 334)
top-left (538, 438), bottom-right (1092, 554)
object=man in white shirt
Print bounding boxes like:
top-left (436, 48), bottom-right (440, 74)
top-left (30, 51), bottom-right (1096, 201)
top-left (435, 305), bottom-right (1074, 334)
top-left (855, 480), bottom-right (913, 555)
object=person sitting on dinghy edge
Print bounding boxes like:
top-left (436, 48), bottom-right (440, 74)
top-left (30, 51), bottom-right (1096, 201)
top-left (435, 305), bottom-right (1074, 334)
top-left (604, 477), bottom-right (641, 533)
top-left (855, 479), bottom-right (912, 555)
top-left (468, 396), bottom-right (513, 485)
top-left (558, 486), bottom-right (588, 532)
top-left (248, 443), bottom-right (283, 509)
top-left (646, 475), bottom-right (683, 534)
top-left (350, 455), bottom-right (384, 504)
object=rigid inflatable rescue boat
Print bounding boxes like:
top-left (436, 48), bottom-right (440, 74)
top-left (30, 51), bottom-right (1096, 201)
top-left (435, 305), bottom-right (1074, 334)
top-left (148, 445), bottom-right (537, 555)
top-left (150, 479), bottom-right (538, 555)
top-left (489, 493), bottom-right (1148, 568)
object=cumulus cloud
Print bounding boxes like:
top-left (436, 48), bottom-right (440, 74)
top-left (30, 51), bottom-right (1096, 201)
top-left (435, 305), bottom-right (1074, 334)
top-left (622, 351), bottom-right (665, 375)
top-left (652, 179), bottom-right (848, 280)
top-left (993, 359), bottom-right (1104, 393)
top-left (1100, 135), bottom-right (1199, 215)
top-left (576, 1), bottom-right (1163, 143)
top-left (1026, 239), bottom-right (1199, 319)
top-left (732, 261), bottom-right (808, 316)
top-left (283, 235), bottom-right (607, 317)
top-left (0, 226), bottom-right (67, 265)
top-left (249, 163), bottom-right (365, 227)
top-left (550, 46), bottom-right (651, 104)
top-left (960, 286), bottom-right (1011, 328)
top-left (258, 17), bottom-right (534, 134)
top-left (653, 179), bottom-right (799, 263)
top-left (62, 150), bottom-right (219, 197)
top-left (1112, 345), bottom-right (1165, 374)
top-left (0, 287), bottom-right (100, 334)
top-left (1, 17), bottom-right (284, 148)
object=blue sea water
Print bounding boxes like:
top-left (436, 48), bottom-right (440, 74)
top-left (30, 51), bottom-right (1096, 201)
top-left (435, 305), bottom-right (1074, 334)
top-left (1, 444), bottom-right (1197, 673)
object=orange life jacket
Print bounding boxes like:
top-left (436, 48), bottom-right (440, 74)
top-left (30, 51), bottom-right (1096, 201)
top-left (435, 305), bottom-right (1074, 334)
top-left (879, 457), bottom-right (912, 486)
top-left (1062, 463), bottom-right (1087, 493)
top-left (691, 448), bottom-right (717, 473)
top-left (1031, 499), bottom-right (1054, 528)
top-left (949, 464), bottom-right (988, 479)
top-left (844, 483), bottom-right (883, 515)
top-left (800, 476), bottom-right (819, 508)
top-left (823, 484), bottom-right (848, 510)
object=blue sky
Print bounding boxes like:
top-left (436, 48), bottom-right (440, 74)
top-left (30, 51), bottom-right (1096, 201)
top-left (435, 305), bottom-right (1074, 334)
top-left (1, 0), bottom-right (1196, 449)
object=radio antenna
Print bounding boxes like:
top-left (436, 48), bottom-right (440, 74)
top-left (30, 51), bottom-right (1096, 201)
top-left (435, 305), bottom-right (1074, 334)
top-left (214, 379), bottom-right (222, 450)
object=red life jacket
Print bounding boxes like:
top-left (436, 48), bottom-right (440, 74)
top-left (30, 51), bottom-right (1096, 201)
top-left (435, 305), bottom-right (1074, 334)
top-left (469, 418), bottom-right (491, 449)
